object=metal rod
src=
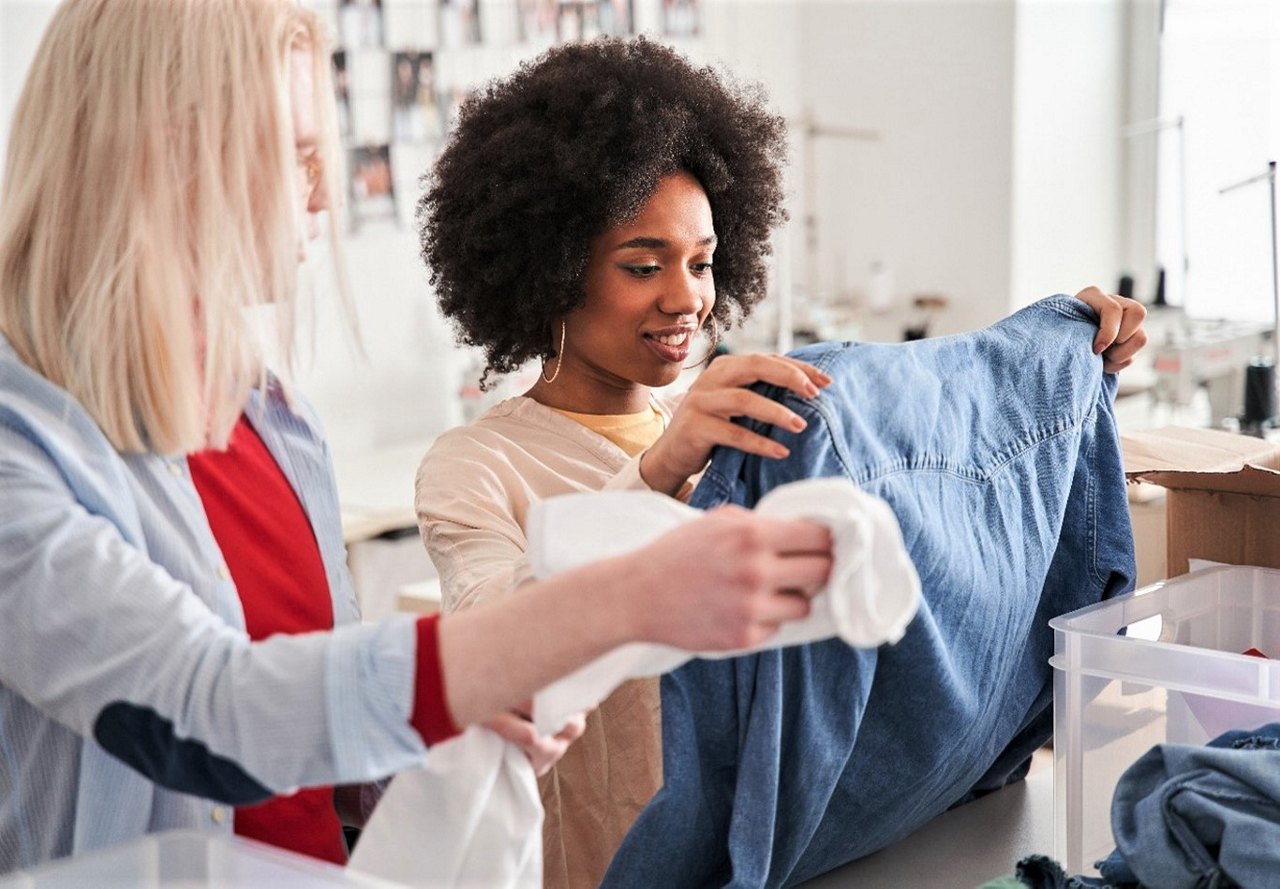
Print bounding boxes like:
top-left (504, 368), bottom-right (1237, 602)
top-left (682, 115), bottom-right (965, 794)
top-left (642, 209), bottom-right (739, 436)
top-left (1270, 161), bottom-right (1279, 372)
top-left (808, 124), bottom-right (882, 142)
top-left (1178, 119), bottom-right (1190, 305)
top-left (1122, 116), bottom-right (1188, 306)
top-left (1215, 161), bottom-right (1280, 376)
top-left (1121, 116), bottom-right (1184, 138)
top-left (802, 106), bottom-right (817, 310)
top-left (1219, 167), bottom-right (1274, 194)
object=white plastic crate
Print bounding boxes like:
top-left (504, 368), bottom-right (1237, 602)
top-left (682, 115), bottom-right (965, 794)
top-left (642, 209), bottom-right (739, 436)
top-left (1050, 565), bottom-right (1280, 874)
top-left (0, 830), bottom-right (401, 888)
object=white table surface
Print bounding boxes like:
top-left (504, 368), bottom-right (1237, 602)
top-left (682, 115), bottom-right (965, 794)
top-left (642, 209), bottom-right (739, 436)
top-left (797, 755), bottom-right (1053, 888)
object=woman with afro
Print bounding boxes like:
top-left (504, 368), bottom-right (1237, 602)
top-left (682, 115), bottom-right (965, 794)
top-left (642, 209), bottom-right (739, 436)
top-left (413, 37), bottom-right (1147, 888)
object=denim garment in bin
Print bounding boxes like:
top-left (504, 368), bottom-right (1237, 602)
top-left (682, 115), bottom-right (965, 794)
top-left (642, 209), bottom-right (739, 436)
top-left (1101, 723), bottom-right (1280, 889)
top-left (1016, 724), bottom-right (1280, 889)
top-left (602, 295), bottom-right (1137, 889)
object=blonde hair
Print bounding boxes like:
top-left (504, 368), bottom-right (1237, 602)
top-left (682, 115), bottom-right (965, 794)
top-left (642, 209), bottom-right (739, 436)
top-left (0, 0), bottom-right (344, 453)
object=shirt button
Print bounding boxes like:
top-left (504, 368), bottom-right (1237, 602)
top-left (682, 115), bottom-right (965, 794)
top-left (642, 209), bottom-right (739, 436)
top-left (167, 462), bottom-right (183, 477)
top-left (216, 565), bottom-right (231, 581)
top-left (211, 806), bottom-right (227, 824)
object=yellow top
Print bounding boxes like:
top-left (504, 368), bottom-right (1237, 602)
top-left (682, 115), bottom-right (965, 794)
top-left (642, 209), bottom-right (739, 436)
top-left (549, 404), bottom-right (666, 458)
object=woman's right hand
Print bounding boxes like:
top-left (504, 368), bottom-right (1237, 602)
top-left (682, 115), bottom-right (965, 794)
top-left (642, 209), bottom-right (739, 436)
top-left (436, 505), bottom-right (833, 728)
top-left (624, 506), bottom-right (834, 651)
top-left (640, 354), bottom-right (831, 497)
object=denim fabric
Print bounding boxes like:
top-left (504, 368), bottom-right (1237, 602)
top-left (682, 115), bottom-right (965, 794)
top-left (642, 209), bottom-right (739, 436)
top-left (1015, 724), bottom-right (1280, 889)
top-left (1102, 723), bottom-right (1280, 889)
top-left (603, 295), bottom-right (1136, 888)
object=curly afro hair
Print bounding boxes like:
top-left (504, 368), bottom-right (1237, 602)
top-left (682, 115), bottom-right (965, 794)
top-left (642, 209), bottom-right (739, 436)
top-left (418, 37), bottom-right (789, 384)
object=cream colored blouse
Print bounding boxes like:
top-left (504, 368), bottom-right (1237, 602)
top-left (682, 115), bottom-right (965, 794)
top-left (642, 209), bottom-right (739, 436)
top-left (414, 394), bottom-right (684, 889)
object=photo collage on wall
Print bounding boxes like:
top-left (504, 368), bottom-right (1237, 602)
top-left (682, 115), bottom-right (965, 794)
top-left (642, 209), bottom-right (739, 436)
top-left (545, 0), bottom-right (632, 43)
top-left (332, 0), bottom-right (483, 231)
top-left (331, 0), bottom-right (698, 231)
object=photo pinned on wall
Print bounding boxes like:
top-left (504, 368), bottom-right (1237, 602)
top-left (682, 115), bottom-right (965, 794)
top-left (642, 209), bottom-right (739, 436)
top-left (555, 0), bottom-right (632, 43)
top-left (439, 0), bottom-right (482, 48)
top-left (349, 145), bottom-right (397, 229)
top-left (392, 51), bottom-right (442, 142)
top-left (662, 0), bottom-right (699, 38)
top-left (339, 0), bottom-right (385, 49)
top-left (332, 51), bottom-right (352, 140)
top-left (517, 0), bottom-right (558, 46)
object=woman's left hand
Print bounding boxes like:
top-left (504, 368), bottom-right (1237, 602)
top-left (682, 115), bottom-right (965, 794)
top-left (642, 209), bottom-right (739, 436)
top-left (1073, 286), bottom-right (1149, 373)
top-left (483, 707), bottom-right (587, 776)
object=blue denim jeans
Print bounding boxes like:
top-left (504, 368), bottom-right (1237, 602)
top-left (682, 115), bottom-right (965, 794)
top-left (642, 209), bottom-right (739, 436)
top-left (603, 296), bottom-right (1136, 888)
top-left (1016, 724), bottom-right (1280, 889)
top-left (1106, 723), bottom-right (1280, 889)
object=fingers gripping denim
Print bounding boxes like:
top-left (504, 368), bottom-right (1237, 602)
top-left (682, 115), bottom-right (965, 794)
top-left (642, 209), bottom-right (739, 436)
top-left (603, 297), bottom-right (1137, 889)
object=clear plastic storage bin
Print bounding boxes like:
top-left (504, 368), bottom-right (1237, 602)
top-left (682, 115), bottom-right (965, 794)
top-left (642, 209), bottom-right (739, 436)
top-left (1050, 565), bottom-right (1280, 874)
top-left (0, 830), bottom-right (402, 888)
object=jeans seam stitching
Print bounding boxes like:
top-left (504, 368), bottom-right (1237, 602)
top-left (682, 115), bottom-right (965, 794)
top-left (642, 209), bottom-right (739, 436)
top-left (797, 393), bottom-right (1091, 486)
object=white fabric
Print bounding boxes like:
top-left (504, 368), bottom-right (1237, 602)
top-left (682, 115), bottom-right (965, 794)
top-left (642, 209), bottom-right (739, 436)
top-left (527, 478), bottom-right (922, 734)
top-left (349, 478), bottom-right (920, 888)
top-left (349, 728), bottom-right (543, 889)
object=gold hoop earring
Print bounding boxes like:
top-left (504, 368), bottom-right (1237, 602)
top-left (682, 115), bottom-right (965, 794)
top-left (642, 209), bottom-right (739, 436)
top-left (683, 317), bottom-right (720, 369)
top-left (541, 320), bottom-right (567, 384)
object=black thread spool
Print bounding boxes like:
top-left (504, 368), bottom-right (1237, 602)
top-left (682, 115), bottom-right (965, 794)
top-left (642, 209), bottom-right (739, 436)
top-left (1117, 274), bottom-right (1135, 300)
top-left (1242, 358), bottom-right (1276, 437)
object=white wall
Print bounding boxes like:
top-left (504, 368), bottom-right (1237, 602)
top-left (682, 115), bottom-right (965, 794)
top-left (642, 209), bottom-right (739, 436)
top-left (0, 0), bottom-right (1150, 452)
top-left (795, 1), bottom-right (1018, 335)
top-left (286, 229), bottom-right (467, 454)
top-left (1158, 0), bottom-right (1280, 322)
top-left (785, 1), bottom-right (1134, 330)
top-left (1119, 0), bottom-right (1163, 303)
top-left (1009, 0), bottom-right (1126, 309)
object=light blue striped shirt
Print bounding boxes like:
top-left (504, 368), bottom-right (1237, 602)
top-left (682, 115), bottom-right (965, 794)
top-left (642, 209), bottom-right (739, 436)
top-left (0, 334), bottom-right (427, 874)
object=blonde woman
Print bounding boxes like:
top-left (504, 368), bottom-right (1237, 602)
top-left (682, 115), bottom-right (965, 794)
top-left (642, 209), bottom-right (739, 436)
top-left (0, 0), bottom-right (834, 874)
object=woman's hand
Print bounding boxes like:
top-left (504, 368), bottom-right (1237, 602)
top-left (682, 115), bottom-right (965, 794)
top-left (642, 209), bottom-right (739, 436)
top-left (1073, 286), bottom-right (1149, 373)
top-left (624, 506), bottom-right (834, 651)
top-left (483, 707), bottom-right (587, 776)
top-left (437, 507), bottom-right (833, 727)
top-left (640, 354), bottom-right (832, 496)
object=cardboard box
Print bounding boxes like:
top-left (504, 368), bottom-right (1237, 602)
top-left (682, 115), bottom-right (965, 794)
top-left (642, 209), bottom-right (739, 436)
top-left (1124, 427), bottom-right (1280, 577)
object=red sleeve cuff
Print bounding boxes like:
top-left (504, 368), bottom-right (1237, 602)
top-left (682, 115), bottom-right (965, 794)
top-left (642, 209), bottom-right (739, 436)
top-left (411, 614), bottom-right (462, 745)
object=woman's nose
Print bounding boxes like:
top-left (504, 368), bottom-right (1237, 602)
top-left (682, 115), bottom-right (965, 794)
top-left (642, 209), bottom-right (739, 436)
top-left (659, 269), bottom-right (706, 316)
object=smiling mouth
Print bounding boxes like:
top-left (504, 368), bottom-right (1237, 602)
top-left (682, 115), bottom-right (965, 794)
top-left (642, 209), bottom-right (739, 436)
top-left (642, 330), bottom-right (694, 363)
top-left (646, 331), bottom-right (691, 347)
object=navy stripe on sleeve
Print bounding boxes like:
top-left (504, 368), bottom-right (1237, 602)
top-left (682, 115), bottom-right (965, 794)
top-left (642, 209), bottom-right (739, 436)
top-left (94, 702), bottom-right (272, 805)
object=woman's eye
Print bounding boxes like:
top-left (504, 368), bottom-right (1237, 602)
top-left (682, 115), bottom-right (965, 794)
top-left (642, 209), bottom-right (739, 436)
top-left (622, 265), bottom-right (660, 278)
top-left (691, 262), bottom-right (714, 275)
